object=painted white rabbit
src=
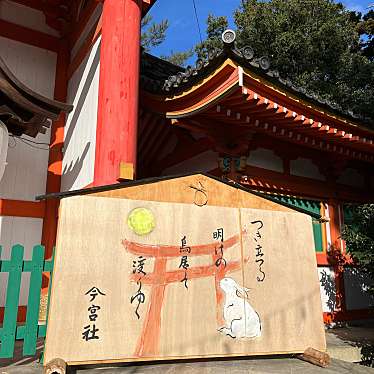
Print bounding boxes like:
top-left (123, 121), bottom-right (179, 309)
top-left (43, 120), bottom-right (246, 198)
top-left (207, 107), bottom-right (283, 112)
top-left (218, 277), bottom-right (261, 339)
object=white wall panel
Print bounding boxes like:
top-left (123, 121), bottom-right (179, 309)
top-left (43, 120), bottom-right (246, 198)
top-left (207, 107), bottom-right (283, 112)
top-left (0, 130), bottom-right (51, 201)
top-left (0, 216), bottom-right (43, 306)
top-left (247, 148), bottom-right (283, 172)
top-left (162, 150), bottom-right (219, 176)
top-left (0, 37), bottom-right (57, 98)
top-left (61, 38), bottom-right (100, 192)
top-left (344, 268), bottom-right (374, 310)
top-left (318, 266), bottom-right (336, 313)
top-left (290, 157), bottom-right (325, 181)
top-left (0, 37), bottom-right (56, 200)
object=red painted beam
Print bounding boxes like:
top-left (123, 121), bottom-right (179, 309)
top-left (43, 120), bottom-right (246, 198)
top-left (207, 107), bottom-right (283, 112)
top-left (0, 199), bottom-right (45, 218)
top-left (9, 0), bottom-right (68, 18)
top-left (94, 0), bottom-right (142, 185)
top-left (41, 41), bottom-right (69, 259)
top-left (0, 19), bottom-right (59, 52)
top-left (70, 0), bottom-right (101, 47)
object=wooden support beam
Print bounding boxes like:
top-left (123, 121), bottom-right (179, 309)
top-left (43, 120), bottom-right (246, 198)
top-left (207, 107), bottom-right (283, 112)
top-left (0, 19), bottom-right (59, 52)
top-left (70, 0), bottom-right (101, 47)
top-left (9, 0), bottom-right (68, 19)
top-left (144, 127), bottom-right (172, 166)
top-left (41, 40), bottom-right (69, 259)
top-left (0, 199), bottom-right (45, 218)
top-left (156, 137), bottom-right (213, 173)
top-left (141, 119), bottom-right (167, 161)
top-left (138, 116), bottom-right (161, 152)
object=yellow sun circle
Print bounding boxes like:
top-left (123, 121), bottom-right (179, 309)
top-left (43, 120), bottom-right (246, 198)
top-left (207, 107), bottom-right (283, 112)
top-left (127, 207), bottom-right (156, 236)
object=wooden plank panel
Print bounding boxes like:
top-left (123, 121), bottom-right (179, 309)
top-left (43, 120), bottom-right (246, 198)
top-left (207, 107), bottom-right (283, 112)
top-left (239, 208), bottom-right (326, 354)
top-left (91, 174), bottom-right (292, 212)
top-left (44, 194), bottom-right (324, 365)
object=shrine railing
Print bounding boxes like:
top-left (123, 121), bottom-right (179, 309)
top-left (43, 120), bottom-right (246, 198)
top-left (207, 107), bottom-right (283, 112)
top-left (0, 245), bottom-right (54, 359)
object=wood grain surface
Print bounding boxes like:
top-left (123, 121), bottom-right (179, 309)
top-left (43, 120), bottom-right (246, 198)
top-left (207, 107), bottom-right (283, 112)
top-left (44, 191), bottom-right (324, 365)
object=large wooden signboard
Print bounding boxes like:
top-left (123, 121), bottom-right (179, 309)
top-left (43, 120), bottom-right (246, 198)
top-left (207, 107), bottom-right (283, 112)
top-left (44, 195), bottom-right (325, 365)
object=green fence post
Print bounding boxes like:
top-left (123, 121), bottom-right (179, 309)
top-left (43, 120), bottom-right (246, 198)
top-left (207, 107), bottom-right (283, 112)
top-left (18, 245), bottom-right (45, 356)
top-left (38, 248), bottom-right (55, 364)
top-left (0, 244), bottom-right (24, 358)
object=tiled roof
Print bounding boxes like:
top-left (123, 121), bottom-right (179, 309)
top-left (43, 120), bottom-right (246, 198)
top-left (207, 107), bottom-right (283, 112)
top-left (140, 30), bottom-right (373, 128)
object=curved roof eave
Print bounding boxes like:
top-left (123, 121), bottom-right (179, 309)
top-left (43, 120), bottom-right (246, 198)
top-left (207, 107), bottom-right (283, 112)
top-left (140, 31), bottom-right (374, 136)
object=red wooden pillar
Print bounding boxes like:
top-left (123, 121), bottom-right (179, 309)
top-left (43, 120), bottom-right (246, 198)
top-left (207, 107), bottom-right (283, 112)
top-left (94, 0), bottom-right (142, 186)
top-left (41, 40), bottom-right (69, 259)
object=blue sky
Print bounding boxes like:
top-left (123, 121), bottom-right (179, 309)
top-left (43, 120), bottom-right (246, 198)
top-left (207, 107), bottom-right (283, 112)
top-left (148, 0), bottom-right (372, 59)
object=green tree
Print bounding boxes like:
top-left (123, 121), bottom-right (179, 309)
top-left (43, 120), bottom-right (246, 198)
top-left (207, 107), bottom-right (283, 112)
top-left (141, 14), bottom-right (169, 52)
top-left (342, 204), bottom-right (374, 288)
top-left (196, 0), bottom-right (374, 123)
top-left (160, 49), bottom-right (194, 67)
top-left (355, 9), bottom-right (374, 60)
top-left (141, 15), bottom-right (193, 66)
top-left (195, 14), bottom-right (229, 58)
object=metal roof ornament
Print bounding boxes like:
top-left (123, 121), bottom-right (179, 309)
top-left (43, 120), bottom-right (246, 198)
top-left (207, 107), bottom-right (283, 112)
top-left (259, 56), bottom-right (271, 71)
top-left (222, 29), bottom-right (236, 46)
top-left (241, 46), bottom-right (255, 61)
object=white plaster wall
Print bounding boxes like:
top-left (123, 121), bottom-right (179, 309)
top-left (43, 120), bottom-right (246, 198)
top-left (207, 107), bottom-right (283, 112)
top-left (0, 37), bottom-right (56, 201)
top-left (290, 157), bottom-right (325, 181)
top-left (247, 148), bottom-right (283, 173)
top-left (0, 216), bottom-right (43, 306)
top-left (162, 150), bottom-right (219, 176)
top-left (318, 266), bottom-right (336, 313)
top-left (0, 37), bottom-right (56, 98)
top-left (344, 268), bottom-right (374, 310)
top-left (61, 37), bottom-right (100, 192)
top-left (337, 168), bottom-right (365, 188)
top-left (0, 0), bottom-right (59, 36)
top-left (71, 3), bottom-right (103, 60)
top-left (0, 38), bottom-right (56, 306)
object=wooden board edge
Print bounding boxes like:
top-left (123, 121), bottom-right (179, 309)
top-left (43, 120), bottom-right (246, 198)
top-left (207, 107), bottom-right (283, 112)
top-left (43, 202), bottom-right (65, 366)
top-left (63, 348), bottom-right (327, 366)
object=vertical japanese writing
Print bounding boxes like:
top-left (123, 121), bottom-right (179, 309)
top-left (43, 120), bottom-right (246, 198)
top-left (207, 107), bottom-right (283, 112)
top-left (82, 287), bottom-right (105, 341)
top-left (131, 256), bottom-right (147, 319)
top-left (213, 228), bottom-right (226, 268)
top-left (179, 236), bottom-right (191, 289)
top-left (251, 220), bottom-right (265, 282)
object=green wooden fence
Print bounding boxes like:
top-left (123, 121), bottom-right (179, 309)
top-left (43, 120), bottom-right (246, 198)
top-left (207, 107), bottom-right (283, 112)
top-left (0, 245), bottom-right (54, 359)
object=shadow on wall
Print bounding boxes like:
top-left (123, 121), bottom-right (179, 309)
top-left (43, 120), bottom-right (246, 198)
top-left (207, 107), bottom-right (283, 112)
top-left (63, 41), bottom-right (100, 154)
top-left (62, 142), bottom-right (90, 191)
top-left (344, 267), bottom-right (374, 310)
top-left (320, 269), bottom-right (336, 312)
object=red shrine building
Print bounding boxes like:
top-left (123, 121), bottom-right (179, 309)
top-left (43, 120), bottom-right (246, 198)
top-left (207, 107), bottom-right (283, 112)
top-left (0, 0), bottom-right (373, 324)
